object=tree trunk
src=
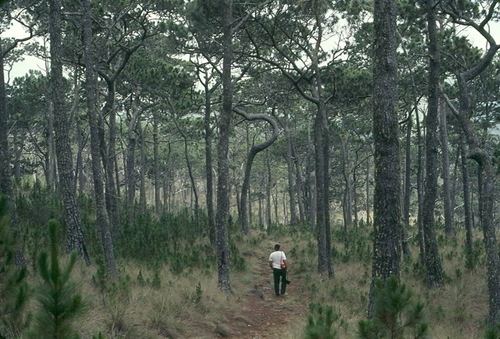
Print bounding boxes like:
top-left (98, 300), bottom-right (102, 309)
top-left (266, 151), bottom-right (272, 229)
top-left (153, 111), bottom-right (161, 215)
top-left (291, 142), bottom-right (305, 223)
top-left (81, 0), bottom-right (118, 275)
top-left (285, 124), bottom-right (298, 225)
top-left (103, 79), bottom-right (119, 226)
top-left (368, 0), bottom-right (401, 316)
top-left (353, 160), bottom-right (359, 227)
top-left (311, 10), bottom-right (332, 277)
top-left (439, 100), bottom-right (454, 236)
top-left (183, 136), bottom-right (199, 221)
top-left (274, 185), bottom-right (279, 225)
top-left (450, 149), bottom-right (459, 225)
top-left (415, 103), bottom-right (426, 265)
top-left (125, 99), bottom-right (141, 213)
top-left (214, 0), bottom-right (233, 292)
top-left (340, 137), bottom-right (353, 231)
top-left (237, 109), bottom-right (279, 234)
top-left (422, 0), bottom-right (444, 288)
top-left (139, 124), bottom-right (147, 215)
top-left (306, 125), bottom-right (316, 228)
top-left (365, 157), bottom-right (371, 224)
top-left (443, 71), bottom-right (500, 324)
top-left (0, 40), bottom-right (11, 199)
top-left (49, 0), bottom-right (90, 263)
top-left (402, 111), bottom-right (413, 259)
top-left (460, 138), bottom-right (473, 268)
top-left (203, 81), bottom-right (215, 243)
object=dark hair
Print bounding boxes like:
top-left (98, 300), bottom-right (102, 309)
top-left (274, 244), bottom-right (280, 251)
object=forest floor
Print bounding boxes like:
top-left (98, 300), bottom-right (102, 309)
top-left (218, 236), bottom-right (310, 338)
top-left (73, 228), bottom-right (490, 338)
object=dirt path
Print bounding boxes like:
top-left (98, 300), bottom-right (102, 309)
top-left (222, 240), bottom-right (310, 338)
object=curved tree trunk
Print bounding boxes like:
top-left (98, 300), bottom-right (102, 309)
top-left (443, 70), bottom-right (500, 324)
top-left (236, 108), bottom-right (279, 234)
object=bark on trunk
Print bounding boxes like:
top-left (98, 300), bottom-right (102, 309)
top-left (266, 151), bottom-right (272, 229)
top-left (153, 111), bottom-right (161, 214)
top-left (311, 11), bottom-right (333, 277)
top-left (103, 79), bottom-right (119, 226)
top-left (460, 138), bottom-right (473, 268)
top-left (368, 0), bottom-right (401, 316)
top-left (184, 136), bottom-right (199, 221)
top-left (0, 42), bottom-right (11, 198)
top-left (422, 0), bottom-right (444, 288)
top-left (340, 137), bottom-right (353, 231)
top-left (285, 124), bottom-right (298, 225)
top-left (439, 99), bottom-right (454, 236)
top-left (365, 157), bottom-right (371, 224)
top-left (49, 0), bottom-right (90, 263)
top-left (139, 124), bottom-right (147, 214)
top-left (203, 81), bottom-right (215, 243)
top-left (125, 99), bottom-right (141, 213)
top-left (443, 70), bottom-right (500, 324)
top-left (402, 111), bottom-right (412, 260)
top-left (81, 0), bottom-right (117, 275)
top-left (214, 0), bottom-right (233, 292)
top-left (415, 103), bottom-right (426, 265)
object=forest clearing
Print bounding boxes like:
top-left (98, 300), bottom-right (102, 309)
top-left (0, 0), bottom-right (499, 338)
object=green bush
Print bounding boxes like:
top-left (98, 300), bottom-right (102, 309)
top-left (359, 277), bottom-right (428, 339)
top-left (28, 220), bottom-right (84, 339)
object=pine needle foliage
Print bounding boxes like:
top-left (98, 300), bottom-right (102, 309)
top-left (28, 220), bottom-right (84, 339)
top-left (0, 195), bottom-right (30, 338)
top-left (359, 277), bottom-right (428, 339)
top-left (304, 303), bottom-right (339, 339)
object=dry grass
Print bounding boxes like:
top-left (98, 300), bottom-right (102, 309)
top-left (281, 228), bottom-right (490, 338)
top-left (23, 228), bottom-right (491, 338)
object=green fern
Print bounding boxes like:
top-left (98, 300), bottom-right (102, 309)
top-left (28, 220), bottom-right (84, 339)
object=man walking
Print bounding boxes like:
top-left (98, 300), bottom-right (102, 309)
top-left (269, 243), bottom-right (288, 296)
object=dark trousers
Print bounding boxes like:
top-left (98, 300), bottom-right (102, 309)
top-left (273, 268), bottom-right (287, 296)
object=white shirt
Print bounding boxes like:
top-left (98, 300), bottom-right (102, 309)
top-left (269, 251), bottom-right (287, 269)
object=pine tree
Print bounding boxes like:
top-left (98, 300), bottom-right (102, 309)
top-left (359, 277), bottom-right (428, 339)
top-left (304, 303), bottom-right (339, 339)
top-left (0, 194), bottom-right (30, 338)
top-left (28, 220), bottom-right (84, 339)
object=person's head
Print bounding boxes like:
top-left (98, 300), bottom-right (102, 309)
top-left (274, 244), bottom-right (280, 251)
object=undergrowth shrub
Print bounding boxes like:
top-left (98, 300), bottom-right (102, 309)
top-left (304, 303), bottom-right (340, 339)
top-left (0, 195), bottom-right (30, 338)
top-left (29, 220), bottom-right (84, 339)
top-left (359, 276), bottom-right (428, 339)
